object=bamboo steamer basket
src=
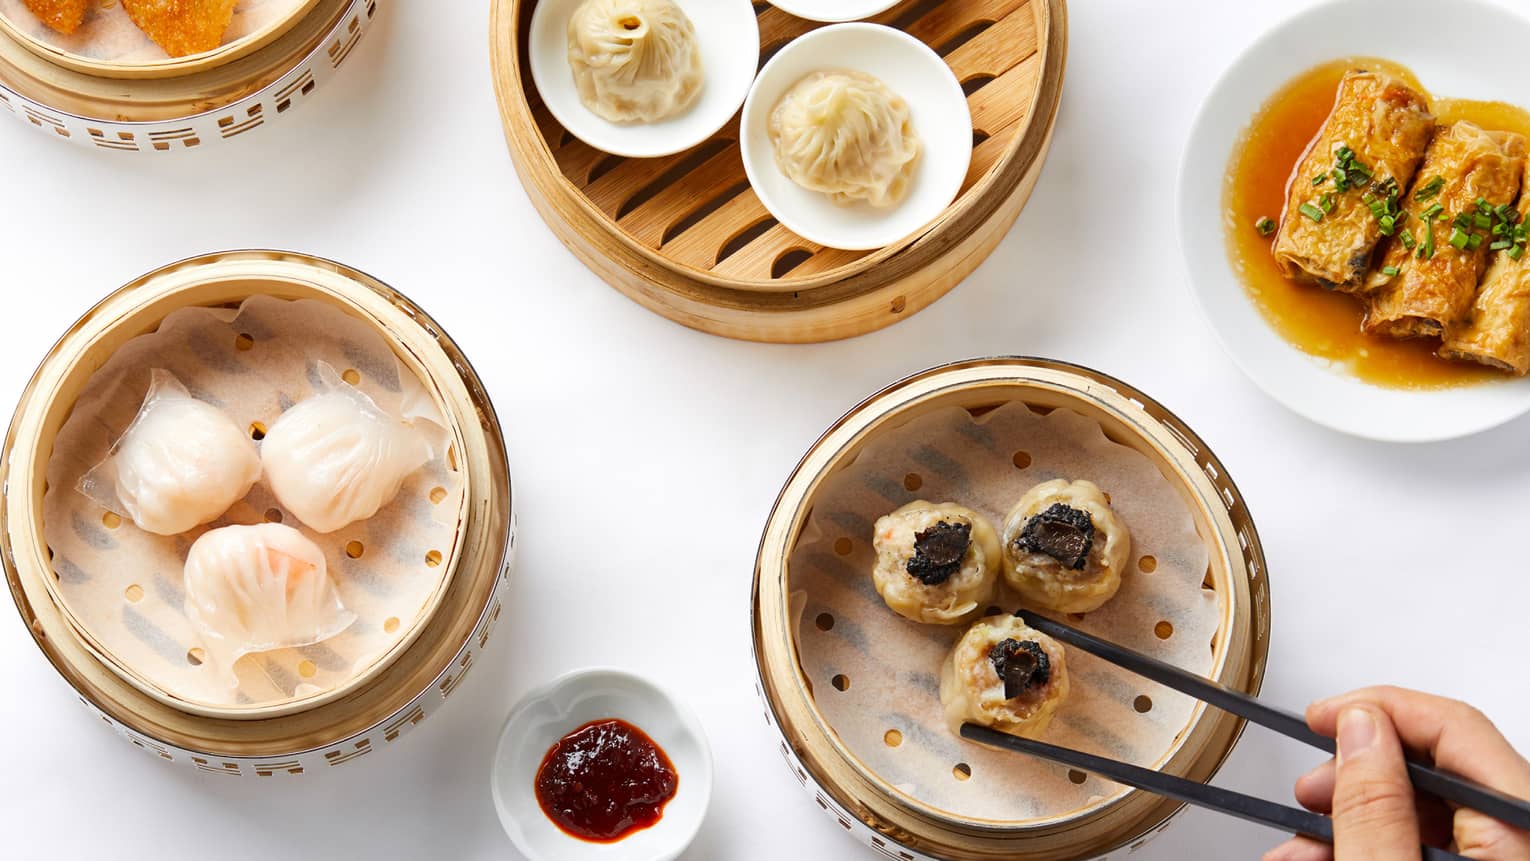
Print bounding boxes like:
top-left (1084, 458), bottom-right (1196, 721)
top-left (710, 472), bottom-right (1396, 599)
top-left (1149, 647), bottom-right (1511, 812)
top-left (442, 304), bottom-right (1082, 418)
top-left (1, 250), bottom-right (517, 772)
top-left (753, 358), bottom-right (1271, 860)
top-left (491, 0), bottom-right (1068, 343)
top-left (0, 0), bottom-right (377, 151)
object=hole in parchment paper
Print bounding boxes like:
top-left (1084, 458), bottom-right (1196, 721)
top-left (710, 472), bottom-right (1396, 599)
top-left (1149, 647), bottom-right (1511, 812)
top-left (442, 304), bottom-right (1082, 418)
top-left (234, 333), bottom-right (255, 351)
top-left (1134, 695), bottom-right (1153, 713)
top-left (425, 550), bottom-right (443, 567)
top-left (1139, 555), bottom-right (1158, 573)
top-left (101, 511), bottom-right (121, 529)
top-left (341, 368), bottom-right (361, 386)
top-left (1155, 621), bottom-right (1174, 640)
top-left (831, 674), bottom-right (850, 692)
top-left (265, 508), bottom-right (283, 523)
top-left (186, 648), bottom-right (205, 666)
top-left (833, 537), bottom-right (852, 556)
top-left (1068, 769), bottom-right (1087, 785)
top-left (345, 541), bottom-right (364, 559)
top-left (953, 763), bottom-right (972, 781)
top-left (884, 729), bottom-right (902, 748)
top-left (384, 617), bottom-right (401, 634)
top-left (429, 486), bottom-right (447, 504)
top-left (1012, 451), bottom-right (1032, 469)
top-left (815, 613), bottom-right (834, 631)
top-left (249, 421), bottom-right (267, 441)
top-left (298, 660), bottom-right (317, 679)
top-left (123, 584), bottom-right (143, 603)
top-left (903, 473), bottom-right (922, 492)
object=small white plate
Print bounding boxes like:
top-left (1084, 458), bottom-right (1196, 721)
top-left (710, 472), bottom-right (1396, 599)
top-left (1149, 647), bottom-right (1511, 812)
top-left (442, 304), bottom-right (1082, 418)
top-left (740, 23), bottom-right (972, 251)
top-left (1178, 0), bottom-right (1530, 442)
top-left (764, 0), bottom-right (901, 23)
top-left (528, 0), bottom-right (760, 159)
top-left (491, 668), bottom-right (713, 861)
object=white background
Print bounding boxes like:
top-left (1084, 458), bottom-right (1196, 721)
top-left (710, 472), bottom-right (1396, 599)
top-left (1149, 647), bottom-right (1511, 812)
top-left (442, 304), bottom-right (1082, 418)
top-left (2, 1), bottom-right (1528, 858)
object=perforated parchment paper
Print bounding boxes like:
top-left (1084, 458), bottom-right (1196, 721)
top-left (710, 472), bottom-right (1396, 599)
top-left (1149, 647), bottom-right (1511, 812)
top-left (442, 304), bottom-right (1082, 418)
top-left (790, 402), bottom-right (1220, 822)
top-left (42, 296), bottom-right (465, 712)
top-left (0, 0), bottom-right (307, 65)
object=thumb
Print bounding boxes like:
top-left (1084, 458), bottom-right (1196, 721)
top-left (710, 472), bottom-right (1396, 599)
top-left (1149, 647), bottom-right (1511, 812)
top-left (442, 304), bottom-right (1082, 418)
top-left (1331, 706), bottom-right (1421, 859)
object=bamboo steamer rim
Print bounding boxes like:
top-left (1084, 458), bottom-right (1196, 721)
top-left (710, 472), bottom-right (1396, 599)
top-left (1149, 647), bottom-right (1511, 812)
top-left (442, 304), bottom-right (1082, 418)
top-left (0, 0), bottom-right (354, 123)
top-left (2, 250), bottom-right (514, 755)
top-left (753, 357), bottom-right (1271, 858)
top-left (0, 0), bottom-right (324, 80)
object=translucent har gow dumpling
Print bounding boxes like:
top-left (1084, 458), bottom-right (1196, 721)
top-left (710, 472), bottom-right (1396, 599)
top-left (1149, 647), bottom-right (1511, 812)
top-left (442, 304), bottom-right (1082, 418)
top-left (184, 524), bottom-right (355, 672)
top-left (769, 70), bottom-right (921, 208)
top-left (261, 365), bottom-right (433, 533)
top-left (82, 369), bottom-right (261, 536)
top-left (567, 0), bottom-right (704, 124)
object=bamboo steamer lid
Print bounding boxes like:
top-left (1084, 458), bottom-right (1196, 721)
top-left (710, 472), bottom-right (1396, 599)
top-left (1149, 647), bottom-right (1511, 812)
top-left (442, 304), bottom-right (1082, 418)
top-left (1, 250), bottom-right (516, 770)
top-left (753, 358), bottom-right (1272, 859)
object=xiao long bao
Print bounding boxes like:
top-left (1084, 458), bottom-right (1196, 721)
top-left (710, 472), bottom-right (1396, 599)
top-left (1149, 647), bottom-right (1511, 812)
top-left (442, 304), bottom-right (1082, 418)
top-left (769, 69), bottom-right (921, 208)
top-left (567, 0), bottom-right (704, 124)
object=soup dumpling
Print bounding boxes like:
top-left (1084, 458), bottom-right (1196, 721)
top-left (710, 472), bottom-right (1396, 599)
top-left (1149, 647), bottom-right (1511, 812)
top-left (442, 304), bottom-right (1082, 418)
top-left (567, 0), bottom-right (704, 124)
top-left (871, 501), bottom-right (999, 625)
top-left (1001, 479), bottom-right (1130, 614)
top-left (769, 70), bottom-right (921, 208)
top-left (941, 614), bottom-right (1069, 737)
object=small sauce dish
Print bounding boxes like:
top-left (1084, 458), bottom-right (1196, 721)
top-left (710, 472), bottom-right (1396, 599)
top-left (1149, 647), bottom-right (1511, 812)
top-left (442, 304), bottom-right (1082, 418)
top-left (740, 23), bottom-right (972, 251)
top-left (492, 668), bottom-right (713, 861)
top-left (763, 0), bottom-right (902, 23)
top-left (528, 0), bottom-right (760, 158)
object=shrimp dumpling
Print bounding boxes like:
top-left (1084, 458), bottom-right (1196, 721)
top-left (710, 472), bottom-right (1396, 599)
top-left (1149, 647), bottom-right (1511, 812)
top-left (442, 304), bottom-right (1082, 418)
top-left (871, 501), bottom-right (1000, 624)
top-left (941, 614), bottom-right (1069, 738)
top-left (184, 524), bottom-right (355, 671)
top-left (567, 0), bottom-right (704, 124)
top-left (261, 368), bottom-right (433, 533)
top-left (769, 70), bottom-right (921, 208)
top-left (84, 370), bottom-right (261, 536)
top-left (1001, 479), bottom-right (1131, 614)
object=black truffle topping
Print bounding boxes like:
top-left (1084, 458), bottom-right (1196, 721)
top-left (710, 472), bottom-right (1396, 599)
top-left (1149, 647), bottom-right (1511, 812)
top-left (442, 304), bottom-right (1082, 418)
top-left (905, 520), bottom-right (971, 586)
top-left (1016, 503), bottom-right (1095, 570)
top-left (988, 638), bottom-right (1051, 700)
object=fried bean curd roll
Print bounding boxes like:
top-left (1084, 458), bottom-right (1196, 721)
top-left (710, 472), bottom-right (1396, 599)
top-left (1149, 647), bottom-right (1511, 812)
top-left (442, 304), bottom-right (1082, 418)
top-left (1001, 479), bottom-right (1130, 615)
top-left (1442, 162), bottom-right (1530, 374)
top-left (1365, 122), bottom-right (1528, 338)
top-left (941, 614), bottom-right (1069, 738)
top-left (871, 501), bottom-right (1001, 625)
top-left (1272, 70), bottom-right (1435, 291)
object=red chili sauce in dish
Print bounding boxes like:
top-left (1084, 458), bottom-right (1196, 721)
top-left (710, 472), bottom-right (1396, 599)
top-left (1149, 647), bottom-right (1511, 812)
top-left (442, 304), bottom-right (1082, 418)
top-left (534, 718), bottom-right (679, 843)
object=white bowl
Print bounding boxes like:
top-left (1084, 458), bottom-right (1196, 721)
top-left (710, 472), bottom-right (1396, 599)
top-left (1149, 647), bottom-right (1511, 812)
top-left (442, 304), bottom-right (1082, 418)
top-left (1177, 0), bottom-right (1530, 442)
top-left (528, 0), bottom-right (760, 159)
top-left (740, 23), bottom-right (972, 251)
top-left (491, 668), bottom-right (713, 861)
top-left (764, 0), bottom-right (901, 23)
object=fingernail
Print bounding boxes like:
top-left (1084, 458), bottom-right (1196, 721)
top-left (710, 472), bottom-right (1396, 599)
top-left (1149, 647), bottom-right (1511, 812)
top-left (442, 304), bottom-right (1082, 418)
top-left (1338, 707), bottom-right (1377, 762)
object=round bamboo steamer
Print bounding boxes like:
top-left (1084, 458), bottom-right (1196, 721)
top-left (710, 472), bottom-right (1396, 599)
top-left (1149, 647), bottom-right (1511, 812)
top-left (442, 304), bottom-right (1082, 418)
top-left (0, 0), bottom-right (324, 80)
top-left (753, 358), bottom-right (1272, 860)
top-left (491, 0), bottom-right (1068, 343)
top-left (0, 0), bottom-right (377, 151)
top-left (1, 250), bottom-right (517, 770)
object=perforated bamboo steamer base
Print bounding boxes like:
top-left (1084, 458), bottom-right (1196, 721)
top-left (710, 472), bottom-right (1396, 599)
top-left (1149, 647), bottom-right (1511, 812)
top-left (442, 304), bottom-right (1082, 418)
top-left (0, 0), bottom-right (324, 80)
top-left (2, 250), bottom-right (516, 769)
top-left (491, 0), bottom-right (1067, 343)
top-left (753, 358), bottom-right (1271, 860)
top-left (0, 0), bottom-right (376, 151)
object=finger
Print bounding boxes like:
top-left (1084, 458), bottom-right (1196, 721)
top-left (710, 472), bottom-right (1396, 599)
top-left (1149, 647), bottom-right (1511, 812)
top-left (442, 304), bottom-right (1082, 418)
top-left (1309, 687), bottom-right (1530, 796)
top-left (1330, 705), bottom-right (1421, 858)
top-left (1262, 836), bottom-right (1335, 861)
top-left (1295, 759), bottom-right (1335, 813)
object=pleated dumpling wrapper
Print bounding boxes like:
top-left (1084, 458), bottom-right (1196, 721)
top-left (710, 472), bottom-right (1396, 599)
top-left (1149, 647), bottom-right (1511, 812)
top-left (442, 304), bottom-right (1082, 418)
top-left (80, 369), bottom-right (261, 536)
top-left (184, 523), bottom-right (356, 682)
top-left (121, 0), bottom-right (237, 57)
top-left (21, 0), bottom-right (88, 34)
top-left (260, 363), bottom-right (434, 534)
top-left (567, 0), bottom-right (704, 123)
top-left (941, 614), bottom-right (1069, 738)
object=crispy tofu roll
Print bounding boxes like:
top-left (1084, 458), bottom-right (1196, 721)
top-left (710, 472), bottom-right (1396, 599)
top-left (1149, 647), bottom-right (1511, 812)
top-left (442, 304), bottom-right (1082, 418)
top-left (871, 501), bottom-right (1001, 625)
top-left (1442, 163), bottom-right (1530, 374)
top-left (941, 615), bottom-right (1069, 738)
top-left (1001, 480), bottom-right (1130, 615)
top-left (1272, 71), bottom-right (1434, 291)
top-left (22, 0), bottom-right (87, 34)
top-left (1365, 123), bottom-right (1527, 338)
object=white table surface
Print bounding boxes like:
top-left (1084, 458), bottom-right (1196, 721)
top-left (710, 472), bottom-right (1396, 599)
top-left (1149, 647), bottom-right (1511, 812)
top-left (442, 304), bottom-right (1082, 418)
top-left (3, 1), bottom-right (1529, 858)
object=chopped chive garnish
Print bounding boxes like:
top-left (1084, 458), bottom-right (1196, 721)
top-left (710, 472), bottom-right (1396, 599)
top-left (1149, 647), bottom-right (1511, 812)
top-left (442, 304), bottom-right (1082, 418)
top-left (1381, 265), bottom-right (1400, 277)
top-left (1469, 233), bottom-right (1484, 250)
top-left (1477, 197), bottom-right (1491, 212)
top-left (1450, 227), bottom-right (1471, 250)
top-left (1474, 213), bottom-right (1493, 230)
top-left (1400, 230), bottom-right (1417, 250)
top-left (1299, 202), bottom-right (1325, 223)
top-left (1511, 245), bottom-right (1526, 260)
top-left (1379, 215), bottom-right (1396, 235)
top-left (1423, 203), bottom-right (1444, 220)
top-left (1313, 174), bottom-right (1328, 186)
top-left (1255, 216), bottom-right (1276, 236)
top-left (1491, 239), bottom-right (1513, 250)
top-left (1320, 193), bottom-right (1337, 213)
top-left (1414, 176), bottom-right (1446, 202)
top-left (1421, 218), bottom-right (1435, 259)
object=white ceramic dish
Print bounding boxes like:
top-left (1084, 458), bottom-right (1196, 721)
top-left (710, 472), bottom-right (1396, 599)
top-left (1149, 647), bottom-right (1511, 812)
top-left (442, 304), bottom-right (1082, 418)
top-left (740, 23), bottom-right (972, 251)
top-left (528, 0), bottom-right (760, 159)
top-left (491, 668), bottom-right (713, 861)
top-left (764, 0), bottom-right (901, 23)
top-left (1178, 0), bottom-right (1530, 443)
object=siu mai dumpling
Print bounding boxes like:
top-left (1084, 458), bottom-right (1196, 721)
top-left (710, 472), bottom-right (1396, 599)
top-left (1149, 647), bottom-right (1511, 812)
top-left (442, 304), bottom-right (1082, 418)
top-left (567, 0), bottom-right (703, 123)
top-left (22, 0), bottom-right (88, 34)
top-left (769, 70), bottom-right (921, 208)
top-left (82, 370), bottom-right (261, 536)
top-left (1001, 479), bottom-right (1130, 614)
top-left (871, 501), bottom-right (1000, 625)
top-left (121, 0), bottom-right (237, 58)
top-left (260, 365), bottom-right (433, 533)
top-left (941, 614), bottom-right (1069, 738)
top-left (184, 524), bottom-right (355, 672)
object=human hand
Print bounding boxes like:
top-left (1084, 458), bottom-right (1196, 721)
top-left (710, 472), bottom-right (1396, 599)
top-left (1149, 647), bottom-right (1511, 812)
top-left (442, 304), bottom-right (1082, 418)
top-left (1263, 686), bottom-right (1530, 860)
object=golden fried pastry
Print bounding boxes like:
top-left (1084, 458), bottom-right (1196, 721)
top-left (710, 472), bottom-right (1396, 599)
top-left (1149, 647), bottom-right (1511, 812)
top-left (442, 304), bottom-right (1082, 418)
top-left (22, 0), bottom-right (89, 35)
top-left (121, 0), bottom-right (237, 58)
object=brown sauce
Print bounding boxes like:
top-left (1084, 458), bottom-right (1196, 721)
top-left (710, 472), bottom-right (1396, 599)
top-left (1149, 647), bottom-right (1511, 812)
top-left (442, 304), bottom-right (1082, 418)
top-left (1224, 57), bottom-right (1530, 389)
top-left (534, 718), bottom-right (679, 843)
